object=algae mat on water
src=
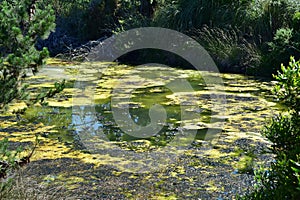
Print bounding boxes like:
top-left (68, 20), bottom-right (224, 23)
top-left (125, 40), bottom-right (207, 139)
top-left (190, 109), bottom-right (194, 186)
top-left (0, 59), bottom-right (280, 199)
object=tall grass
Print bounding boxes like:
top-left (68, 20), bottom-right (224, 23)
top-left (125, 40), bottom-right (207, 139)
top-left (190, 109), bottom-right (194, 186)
top-left (153, 0), bottom-right (300, 75)
top-left (154, 0), bottom-right (300, 39)
top-left (154, 0), bottom-right (252, 31)
top-left (191, 26), bottom-right (261, 74)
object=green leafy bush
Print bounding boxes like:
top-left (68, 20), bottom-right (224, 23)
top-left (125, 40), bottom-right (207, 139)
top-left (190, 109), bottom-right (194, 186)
top-left (115, 0), bottom-right (151, 32)
top-left (259, 27), bottom-right (300, 76)
top-left (244, 57), bottom-right (300, 199)
top-left (274, 57), bottom-right (300, 109)
top-left (0, 138), bottom-right (22, 199)
top-left (237, 0), bottom-right (300, 75)
top-left (237, 0), bottom-right (300, 41)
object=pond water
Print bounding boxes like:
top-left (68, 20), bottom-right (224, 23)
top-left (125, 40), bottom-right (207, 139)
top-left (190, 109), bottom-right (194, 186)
top-left (0, 59), bottom-right (282, 198)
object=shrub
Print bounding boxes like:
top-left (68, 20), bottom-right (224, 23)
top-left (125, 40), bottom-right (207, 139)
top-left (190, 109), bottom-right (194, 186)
top-left (237, 0), bottom-right (300, 40)
top-left (236, 0), bottom-right (300, 75)
top-left (244, 57), bottom-right (300, 199)
top-left (53, 0), bottom-right (152, 41)
top-left (274, 57), bottom-right (300, 109)
top-left (258, 27), bottom-right (300, 76)
top-left (0, 138), bottom-right (22, 199)
top-left (114, 0), bottom-right (151, 32)
top-left (153, 0), bottom-right (300, 76)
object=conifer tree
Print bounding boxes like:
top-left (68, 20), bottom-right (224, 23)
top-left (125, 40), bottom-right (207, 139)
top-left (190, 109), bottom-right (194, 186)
top-left (0, 0), bottom-right (56, 110)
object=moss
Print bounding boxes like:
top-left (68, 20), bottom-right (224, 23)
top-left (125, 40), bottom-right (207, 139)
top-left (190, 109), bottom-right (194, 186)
top-left (112, 171), bottom-right (122, 176)
top-left (234, 155), bottom-right (254, 174)
top-left (206, 180), bottom-right (218, 192)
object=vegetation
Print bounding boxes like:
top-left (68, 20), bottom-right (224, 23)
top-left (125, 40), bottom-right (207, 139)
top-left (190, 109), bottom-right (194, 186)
top-left (0, 0), bottom-right (63, 196)
top-left (0, 0), bottom-right (65, 111)
top-left (244, 57), bottom-right (300, 199)
top-left (153, 0), bottom-right (300, 75)
top-left (0, 138), bottom-right (22, 199)
top-left (35, 0), bottom-right (300, 76)
top-left (1, 0), bottom-right (300, 199)
top-left (50, 0), bottom-right (153, 41)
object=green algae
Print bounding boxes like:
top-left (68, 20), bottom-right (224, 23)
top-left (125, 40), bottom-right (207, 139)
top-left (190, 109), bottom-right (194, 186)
top-left (234, 155), bottom-right (254, 173)
top-left (0, 58), bottom-right (283, 198)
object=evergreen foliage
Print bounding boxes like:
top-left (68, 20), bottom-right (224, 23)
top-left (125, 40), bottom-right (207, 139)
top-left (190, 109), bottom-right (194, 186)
top-left (0, 0), bottom-right (56, 110)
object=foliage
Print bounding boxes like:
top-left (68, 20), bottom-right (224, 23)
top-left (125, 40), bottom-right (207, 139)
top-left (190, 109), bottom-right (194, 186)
top-left (37, 0), bottom-right (300, 76)
top-left (191, 26), bottom-right (261, 74)
top-left (259, 28), bottom-right (300, 75)
top-left (0, 138), bottom-right (22, 199)
top-left (114, 0), bottom-right (151, 32)
top-left (0, 0), bottom-right (65, 111)
top-left (52, 0), bottom-right (154, 41)
top-left (52, 0), bottom-right (106, 41)
top-left (237, 0), bottom-right (300, 41)
top-left (235, 0), bottom-right (300, 75)
top-left (24, 0), bottom-right (300, 75)
top-left (152, 0), bottom-right (300, 75)
top-left (153, 0), bottom-right (250, 31)
top-left (274, 57), bottom-right (300, 109)
top-left (0, 138), bottom-right (22, 176)
top-left (244, 57), bottom-right (300, 199)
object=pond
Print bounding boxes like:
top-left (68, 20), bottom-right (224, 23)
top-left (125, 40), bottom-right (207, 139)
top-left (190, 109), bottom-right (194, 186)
top-left (0, 59), bottom-right (281, 199)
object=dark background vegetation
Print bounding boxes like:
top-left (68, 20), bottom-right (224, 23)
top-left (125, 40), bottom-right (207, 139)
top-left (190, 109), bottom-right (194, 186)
top-left (39, 0), bottom-right (300, 76)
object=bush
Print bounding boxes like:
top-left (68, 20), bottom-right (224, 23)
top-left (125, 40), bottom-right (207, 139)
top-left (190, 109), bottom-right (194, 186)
top-left (237, 0), bottom-right (300, 41)
top-left (115, 0), bottom-right (152, 32)
top-left (244, 57), bottom-right (300, 199)
top-left (274, 57), bottom-right (300, 109)
top-left (259, 27), bottom-right (300, 76)
top-left (53, 0), bottom-right (153, 42)
top-left (153, 0), bottom-right (300, 76)
top-left (236, 0), bottom-right (300, 75)
top-left (0, 138), bottom-right (22, 199)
